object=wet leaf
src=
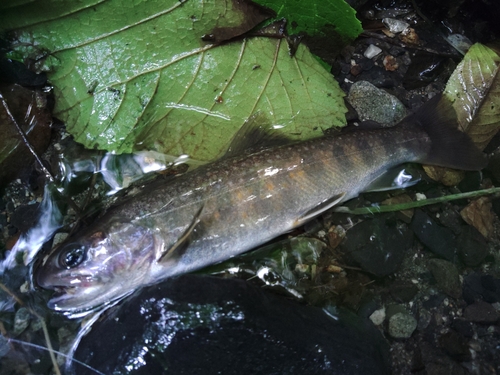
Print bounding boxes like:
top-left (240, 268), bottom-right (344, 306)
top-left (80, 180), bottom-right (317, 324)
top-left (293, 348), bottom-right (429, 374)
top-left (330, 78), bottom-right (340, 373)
top-left (0, 84), bottom-right (52, 187)
top-left (444, 43), bottom-right (500, 151)
top-left (2, 0), bottom-right (347, 162)
top-left (460, 197), bottom-right (494, 239)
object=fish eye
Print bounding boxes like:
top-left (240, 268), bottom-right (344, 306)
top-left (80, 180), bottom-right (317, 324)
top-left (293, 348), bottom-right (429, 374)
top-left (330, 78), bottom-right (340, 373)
top-left (59, 243), bottom-right (87, 269)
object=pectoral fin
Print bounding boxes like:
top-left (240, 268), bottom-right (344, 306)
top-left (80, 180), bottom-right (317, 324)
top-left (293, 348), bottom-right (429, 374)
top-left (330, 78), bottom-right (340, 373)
top-left (295, 193), bottom-right (346, 226)
top-left (157, 204), bottom-right (204, 263)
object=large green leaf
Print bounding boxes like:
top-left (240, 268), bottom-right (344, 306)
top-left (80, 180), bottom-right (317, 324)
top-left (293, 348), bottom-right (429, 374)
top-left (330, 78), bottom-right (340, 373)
top-left (2, 0), bottom-right (347, 161)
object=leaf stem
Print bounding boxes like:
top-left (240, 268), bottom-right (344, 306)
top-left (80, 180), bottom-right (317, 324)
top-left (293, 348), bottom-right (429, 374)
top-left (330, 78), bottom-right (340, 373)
top-left (333, 187), bottom-right (500, 215)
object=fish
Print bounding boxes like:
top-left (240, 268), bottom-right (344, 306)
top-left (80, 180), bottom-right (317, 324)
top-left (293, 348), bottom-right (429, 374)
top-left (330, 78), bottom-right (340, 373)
top-left (34, 95), bottom-right (487, 314)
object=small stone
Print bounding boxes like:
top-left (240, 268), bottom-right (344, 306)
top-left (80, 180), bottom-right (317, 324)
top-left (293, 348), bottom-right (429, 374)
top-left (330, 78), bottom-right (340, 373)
top-left (364, 44), bottom-right (382, 59)
top-left (369, 307), bottom-right (386, 326)
top-left (382, 18), bottom-right (410, 33)
top-left (427, 259), bottom-right (462, 299)
top-left (388, 312), bottom-right (417, 339)
top-left (464, 300), bottom-right (499, 324)
top-left (400, 27), bottom-right (420, 45)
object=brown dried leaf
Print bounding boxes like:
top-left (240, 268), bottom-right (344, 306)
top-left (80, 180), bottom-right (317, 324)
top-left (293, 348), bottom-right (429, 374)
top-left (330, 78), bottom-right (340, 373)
top-left (460, 197), bottom-right (495, 239)
top-left (422, 165), bottom-right (465, 186)
top-left (0, 84), bottom-right (52, 187)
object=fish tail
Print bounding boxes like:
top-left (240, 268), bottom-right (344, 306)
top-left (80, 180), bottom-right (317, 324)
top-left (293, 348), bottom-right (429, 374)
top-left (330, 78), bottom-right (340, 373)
top-left (408, 94), bottom-right (487, 171)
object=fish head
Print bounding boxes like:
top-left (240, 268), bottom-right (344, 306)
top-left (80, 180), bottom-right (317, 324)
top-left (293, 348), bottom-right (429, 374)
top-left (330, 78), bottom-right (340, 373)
top-left (35, 221), bottom-right (157, 314)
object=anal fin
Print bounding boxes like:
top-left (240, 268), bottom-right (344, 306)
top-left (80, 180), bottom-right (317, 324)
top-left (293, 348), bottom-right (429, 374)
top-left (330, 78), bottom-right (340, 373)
top-left (295, 193), bottom-right (346, 226)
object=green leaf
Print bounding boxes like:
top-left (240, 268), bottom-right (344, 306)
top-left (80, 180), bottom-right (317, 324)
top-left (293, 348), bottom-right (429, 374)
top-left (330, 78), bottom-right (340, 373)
top-left (2, 0), bottom-right (347, 161)
top-left (253, 0), bottom-right (362, 41)
top-left (444, 43), bottom-right (500, 151)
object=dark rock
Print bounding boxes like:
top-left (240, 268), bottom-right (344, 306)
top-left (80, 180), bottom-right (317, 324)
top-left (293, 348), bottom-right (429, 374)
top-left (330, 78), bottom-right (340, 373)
top-left (458, 226), bottom-right (489, 267)
top-left (464, 300), bottom-right (499, 324)
top-left (72, 275), bottom-right (390, 375)
top-left (422, 293), bottom-right (446, 310)
top-left (457, 171), bottom-right (482, 193)
top-left (341, 215), bottom-right (412, 277)
top-left (10, 204), bottom-right (40, 233)
top-left (437, 330), bottom-right (471, 361)
top-left (463, 272), bottom-right (500, 304)
top-left (436, 209), bottom-right (463, 235)
top-left (419, 342), bottom-right (466, 375)
top-left (427, 259), bottom-right (462, 299)
top-left (411, 209), bottom-right (458, 261)
top-left (452, 318), bottom-right (475, 338)
top-left (390, 283), bottom-right (419, 303)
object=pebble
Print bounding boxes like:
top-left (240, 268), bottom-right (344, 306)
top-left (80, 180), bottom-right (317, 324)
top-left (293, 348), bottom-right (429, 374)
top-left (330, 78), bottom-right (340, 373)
top-left (364, 44), bottom-right (382, 59)
top-left (388, 312), bottom-right (417, 339)
top-left (348, 81), bottom-right (407, 126)
top-left (369, 307), bottom-right (386, 326)
top-left (382, 18), bottom-right (410, 33)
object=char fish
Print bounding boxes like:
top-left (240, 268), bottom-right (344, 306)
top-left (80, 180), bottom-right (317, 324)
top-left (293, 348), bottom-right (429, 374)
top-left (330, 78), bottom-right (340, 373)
top-left (35, 95), bottom-right (487, 314)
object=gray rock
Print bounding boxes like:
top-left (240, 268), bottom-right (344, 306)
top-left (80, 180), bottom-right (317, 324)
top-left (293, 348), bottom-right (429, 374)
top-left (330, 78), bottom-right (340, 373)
top-left (388, 312), bottom-right (417, 339)
top-left (347, 81), bottom-right (407, 126)
top-left (427, 259), bottom-right (462, 299)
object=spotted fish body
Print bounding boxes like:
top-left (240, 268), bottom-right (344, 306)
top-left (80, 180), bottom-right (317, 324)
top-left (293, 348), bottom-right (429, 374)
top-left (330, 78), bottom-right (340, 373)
top-left (35, 96), bottom-right (486, 314)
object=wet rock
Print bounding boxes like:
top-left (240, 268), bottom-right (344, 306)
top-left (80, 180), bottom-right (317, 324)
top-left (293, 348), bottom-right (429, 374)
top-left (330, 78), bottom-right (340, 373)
top-left (347, 81), bottom-right (407, 126)
top-left (427, 259), bottom-right (462, 299)
top-left (388, 312), bottom-right (417, 339)
top-left (341, 215), bottom-right (412, 277)
top-left (437, 330), bottom-right (471, 361)
top-left (464, 300), bottom-right (499, 324)
top-left (463, 272), bottom-right (500, 304)
top-left (457, 226), bottom-right (489, 267)
top-left (72, 275), bottom-right (390, 375)
top-left (410, 209), bottom-right (458, 261)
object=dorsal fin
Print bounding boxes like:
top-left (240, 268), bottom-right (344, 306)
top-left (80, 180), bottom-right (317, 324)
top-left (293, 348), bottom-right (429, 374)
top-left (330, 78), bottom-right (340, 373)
top-left (223, 112), bottom-right (294, 159)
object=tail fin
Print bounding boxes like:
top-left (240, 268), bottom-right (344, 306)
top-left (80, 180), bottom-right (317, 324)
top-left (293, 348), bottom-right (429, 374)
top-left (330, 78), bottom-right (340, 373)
top-left (407, 94), bottom-right (487, 171)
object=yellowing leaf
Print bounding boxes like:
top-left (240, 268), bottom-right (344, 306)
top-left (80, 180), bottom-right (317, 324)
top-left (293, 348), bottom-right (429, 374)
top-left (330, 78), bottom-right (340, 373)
top-left (444, 43), bottom-right (500, 151)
